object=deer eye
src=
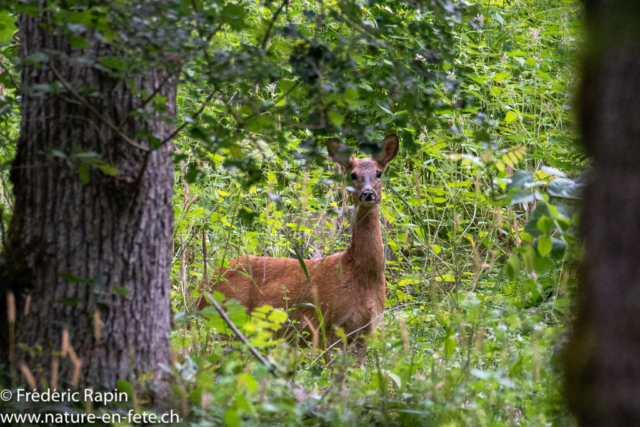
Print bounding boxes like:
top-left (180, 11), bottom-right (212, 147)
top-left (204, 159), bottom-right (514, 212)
top-left (351, 172), bottom-right (358, 180)
top-left (376, 171), bottom-right (382, 178)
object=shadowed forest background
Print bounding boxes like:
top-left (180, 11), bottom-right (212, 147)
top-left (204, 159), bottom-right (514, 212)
top-left (0, 0), bottom-right (638, 425)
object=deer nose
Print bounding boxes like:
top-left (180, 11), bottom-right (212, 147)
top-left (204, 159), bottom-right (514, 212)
top-left (360, 190), bottom-right (376, 201)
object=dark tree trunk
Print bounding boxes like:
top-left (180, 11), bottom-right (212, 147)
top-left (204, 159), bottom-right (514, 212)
top-left (0, 11), bottom-right (176, 395)
top-left (564, 1), bottom-right (640, 425)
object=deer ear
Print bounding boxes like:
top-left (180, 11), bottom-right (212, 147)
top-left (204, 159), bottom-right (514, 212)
top-left (375, 134), bottom-right (399, 168)
top-left (327, 139), bottom-right (355, 170)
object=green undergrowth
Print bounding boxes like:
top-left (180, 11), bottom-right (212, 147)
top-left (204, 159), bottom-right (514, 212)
top-left (168, 0), bottom-right (582, 425)
top-left (0, 0), bottom-right (584, 425)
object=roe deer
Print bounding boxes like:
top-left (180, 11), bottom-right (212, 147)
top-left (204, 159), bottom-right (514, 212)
top-left (198, 134), bottom-right (399, 353)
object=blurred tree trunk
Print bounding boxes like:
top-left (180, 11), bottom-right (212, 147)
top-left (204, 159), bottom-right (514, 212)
top-left (0, 11), bottom-right (176, 395)
top-left (564, 1), bottom-right (640, 425)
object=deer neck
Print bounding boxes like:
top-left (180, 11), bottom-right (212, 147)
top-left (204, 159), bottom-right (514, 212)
top-left (345, 203), bottom-right (385, 285)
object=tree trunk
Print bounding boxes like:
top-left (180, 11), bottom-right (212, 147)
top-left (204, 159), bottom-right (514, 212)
top-left (564, 2), bottom-right (640, 425)
top-left (0, 11), bottom-right (176, 395)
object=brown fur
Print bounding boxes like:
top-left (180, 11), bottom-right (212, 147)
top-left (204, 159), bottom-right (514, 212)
top-left (198, 134), bottom-right (400, 350)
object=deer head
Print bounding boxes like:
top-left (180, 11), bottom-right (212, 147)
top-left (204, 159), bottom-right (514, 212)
top-left (327, 134), bottom-right (399, 206)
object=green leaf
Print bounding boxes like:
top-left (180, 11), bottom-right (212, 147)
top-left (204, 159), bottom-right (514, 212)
top-left (78, 163), bottom-right (90, 184)
top-left (547, 178), bottom-right (585, 200)
top-left (100, 56), bottom-right (129, 71)
top-left (235, 394), bottom-right (251, 412)
top-left (70, 36), bottom-right (89, 49)
top-left (444, 336), bottom-right (456, 360)
top-left (507, 170), bottom-right (533, 191)
top-left (0, 11), bottom-right (16, 44)
top-left (0, 72), bottom-right (15, 89)
top-left (328, 110), bottom-right (345, 126)
top-left (345, 88), bottom-right (359, 101)
top-left (289, 247), bottom-right (310, 284)
top-left (493, 11), bottom-right (504, 25)
top-left (386, 370), bottom-right (403, 388)
top-left (509, 355), bottom-right (528, 376)
top-left (541, 166), bottom-right (566, 178)
top-left (537, 236), bottom-right (553, 257)
top-left (225, 409), bottom-right (241, 427)
top-left (238, 206), bottom-right (257, 225)
top-left (510, 190), bottom-right (534, 205)
top-left (525, 204), bottom-right (574, 237)
top-left (221, 4), bottom-right (247, 30)
top-left (97, 165), bottom-right (119, 176)
top-left (536, 216), bottom-right (554, 234)
top-left (185, 163), bottom-right (199, 183)
top-left (238, 373), bottom-right (259, 393)
top-left (113, 286), bottom-right (129, 297)
top-left (116, 380), bottom-right (135, 399)
top-left (271, 39), bottom-right (292, 55)
top-left (244, 116), bottom-right (272, 133)
top-left (467, 74), bottom-right (485, 85)
top-left (549, 238), bottom-right (567, 259)
top-left (505, 255), bottom-right (520, 280)
top-left (24, 52), bottom-right (49, 64)
top-left (59, 272), bottom-right (91, 284)
top-left (493, 72), bottom-right (510, 82)
top-left (377, 104), bottom-right (394, 115)
top-left (505, 111), bottom-right (518, 124)
top-left (537, 70), bottom-right (552, 81)
top-left (267, 309), bottom-right (287, 325)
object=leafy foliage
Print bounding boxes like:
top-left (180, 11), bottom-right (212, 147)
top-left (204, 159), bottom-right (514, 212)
top-left (0, 0), bottom-right (583, 425)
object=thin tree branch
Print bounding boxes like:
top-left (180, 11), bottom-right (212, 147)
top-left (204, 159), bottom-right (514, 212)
top-left (158, 91), bottom-right (216, 146)
top-left (262, 0), bottom-right (289, 49)
top-left (202, 224), bottom-right (207, 285)
top-left (132, 91), bottom-right (216, 189)
top-left (132, 72), bottom-right (174, 121)
top-left (203, 291), bottom-right (279, 375)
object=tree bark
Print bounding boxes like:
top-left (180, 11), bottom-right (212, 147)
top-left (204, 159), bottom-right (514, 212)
top-left (0, 11), bottom-right (176, 395)
top-left (564, 1), bottom-right (640, 425)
